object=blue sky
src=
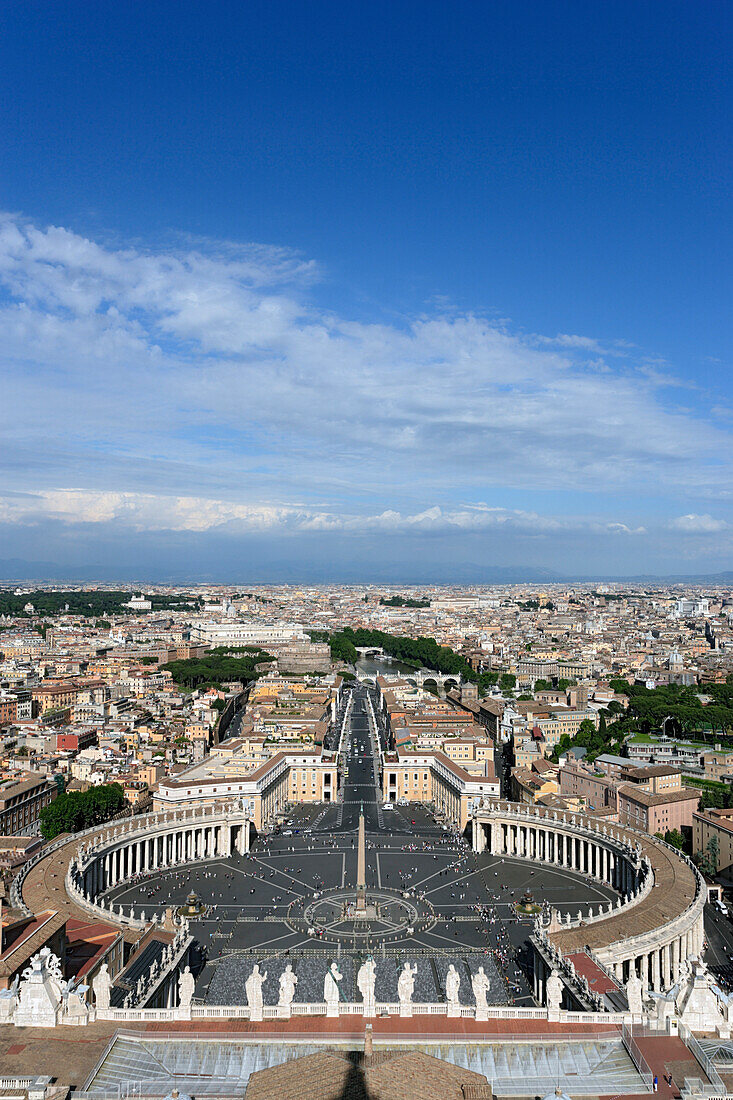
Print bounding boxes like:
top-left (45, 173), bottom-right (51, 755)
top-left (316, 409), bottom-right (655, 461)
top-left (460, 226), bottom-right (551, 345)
top-left (0, 0), bottom-right (731, 580)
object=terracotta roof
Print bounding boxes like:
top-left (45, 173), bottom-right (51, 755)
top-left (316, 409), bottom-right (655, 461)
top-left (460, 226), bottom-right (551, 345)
top-left (0, 909), bottom-right (65, 979)
top-left (548, 820), bottom-right (699, 954)
top-left (244, 1049), bottom-right (490, 1100)
top-left (616, 784), bottom-right (700, 807)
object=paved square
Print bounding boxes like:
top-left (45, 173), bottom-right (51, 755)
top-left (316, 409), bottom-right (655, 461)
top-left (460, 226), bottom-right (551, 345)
top-left (106, 686), bottom-right (617, 1008)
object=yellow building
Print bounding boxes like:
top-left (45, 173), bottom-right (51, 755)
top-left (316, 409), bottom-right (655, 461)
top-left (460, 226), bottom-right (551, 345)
top-left (152, 747), bottom-right (338, 830)
top-left (381, 747), bottom-right (499, 831)
top-left (693, 807), bottom-right (733, 875)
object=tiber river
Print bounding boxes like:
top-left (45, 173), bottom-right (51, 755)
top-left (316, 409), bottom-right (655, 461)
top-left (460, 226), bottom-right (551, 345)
top-left (355, 654), bottom-right (420, 679)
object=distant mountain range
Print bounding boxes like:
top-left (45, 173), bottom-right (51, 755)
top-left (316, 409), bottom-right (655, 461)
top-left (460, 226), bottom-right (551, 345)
top-left (0, 557), bottom-right (732, 586)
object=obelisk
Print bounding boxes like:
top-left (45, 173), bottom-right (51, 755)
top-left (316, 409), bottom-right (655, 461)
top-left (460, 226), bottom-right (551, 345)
top-left (356, 802), bottom-right (367, 912)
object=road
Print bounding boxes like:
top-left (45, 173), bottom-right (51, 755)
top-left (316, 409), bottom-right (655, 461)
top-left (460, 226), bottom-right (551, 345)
top-left (106, 682), bottom-right (614, 1006)
top-left (704, 903), bottom-right (733, 993)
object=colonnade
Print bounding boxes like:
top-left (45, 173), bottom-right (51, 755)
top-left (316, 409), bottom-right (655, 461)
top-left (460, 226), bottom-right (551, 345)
top-left (609, 919), bottom-right (705, 991)
top-left (474, 815), bottom-right (642, 896)
top-left (82, 816), bottom-right (249, 896)
top-left (63, 808), bottom-right (252, 923)
top-left (472, 801), bottom-right (706, 996)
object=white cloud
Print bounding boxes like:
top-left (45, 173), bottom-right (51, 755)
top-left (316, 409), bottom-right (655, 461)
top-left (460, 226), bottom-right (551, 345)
top-left (0, 488), bottom-right (652, 539)
top-left (0, 212), bottom-right (731, 544)
top-left (669, 514), bottom-right (729, 533)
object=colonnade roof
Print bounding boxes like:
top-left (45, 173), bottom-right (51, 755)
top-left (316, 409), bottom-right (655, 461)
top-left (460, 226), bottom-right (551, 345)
top-left (551, 834), bottom-right (697, 954)
top-left (475, 801), bottom-right (699, 954)
top-left (20, 805), bottom-right (236, 942)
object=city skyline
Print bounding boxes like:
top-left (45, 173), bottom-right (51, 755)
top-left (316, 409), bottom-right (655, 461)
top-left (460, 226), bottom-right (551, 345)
top-left (1, 1), bottom-right (731, 580)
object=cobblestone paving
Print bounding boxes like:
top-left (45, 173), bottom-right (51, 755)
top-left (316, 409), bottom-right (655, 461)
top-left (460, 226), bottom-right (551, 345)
top-left (105, 685), bottom-right (618, 1008)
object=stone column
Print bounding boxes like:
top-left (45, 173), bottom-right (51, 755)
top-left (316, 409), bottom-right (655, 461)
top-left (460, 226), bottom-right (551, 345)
top-left (662, 944), bottom-right (671, 989)
top-left (640, 953), bottom-right (648, 989)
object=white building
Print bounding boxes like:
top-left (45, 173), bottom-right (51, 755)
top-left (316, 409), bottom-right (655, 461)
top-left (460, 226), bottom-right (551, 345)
top-left (190, 621), bottom-right (307, 647)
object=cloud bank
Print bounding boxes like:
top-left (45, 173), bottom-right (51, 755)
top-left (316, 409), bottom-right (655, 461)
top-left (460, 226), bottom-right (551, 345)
top-left (0, 213), bottom-right (730, 570)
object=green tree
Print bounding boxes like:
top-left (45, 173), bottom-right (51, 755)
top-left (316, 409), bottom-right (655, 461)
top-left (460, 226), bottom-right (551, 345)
top-left (697, 835), bottom-right (720, 877)
top-left (162, 650), bottom-right (272, 691)
top-left (664, 828), bottom-right (685, 851)
top-left (39, 782), bottom-right (125, 839)
top-left (709, 834), bottom-right (720, 873)
top-left (499, 673), bottom-right (516, 693)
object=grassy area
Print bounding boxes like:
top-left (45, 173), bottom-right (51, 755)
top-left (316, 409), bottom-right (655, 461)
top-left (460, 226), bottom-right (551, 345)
top-left (626, 732), bottom-right (710, 750)
top-left (683, 776), bottom-right (728, 791)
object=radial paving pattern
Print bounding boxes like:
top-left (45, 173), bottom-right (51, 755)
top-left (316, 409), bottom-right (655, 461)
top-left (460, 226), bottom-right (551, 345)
top-left (106, 685), bottom-right (619, 1006)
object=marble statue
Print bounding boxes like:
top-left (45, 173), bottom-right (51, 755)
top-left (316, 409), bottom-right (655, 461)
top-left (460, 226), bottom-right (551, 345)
top-left (278, 964), bottom-right (298, 1012)
top-left (398, 962), bottom-right (417, 1015)
top-left (63, 977), bottom-right (89, 1021)
top-left (472, 966), bottom-right (491, 1021)
top-left (626, 970), bottom-right (644, 1015)
top-left (357, 956), bottom-right (377, 1017)
top-left (546, 969), bottom-right (563, 1020)
top-left (0, 976), bottom-right (19, 1023)
top-left (92, 962), bottom-right (111, 1011)
top-left (445, 964), bottom-right (461, 1016)
top-left (14, 949), bottom-right (66, 1028)
top-left (324, 962), bottom-right (343, 1017)
top-left (672, 957), bottom-right (732, 1035)
top-left (178, 965), bottom-right (195, 1008)
top-left (245, 964), bottom-right (267, 1021)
